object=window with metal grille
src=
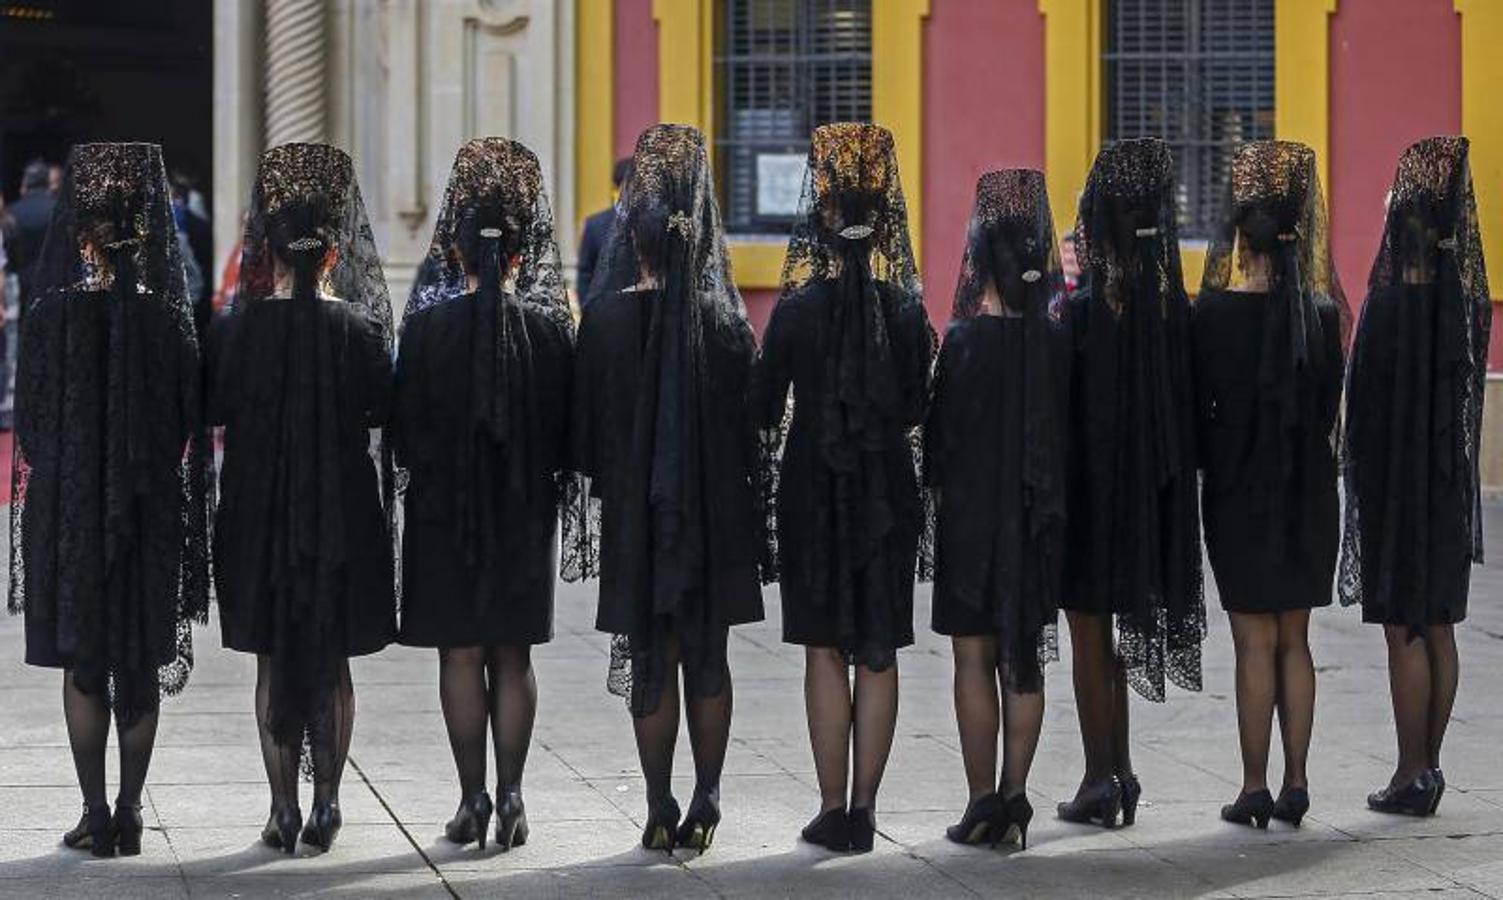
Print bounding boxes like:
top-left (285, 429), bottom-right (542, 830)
top-left (1104, 0), bottom-right (1274, 239)
top-left (715, 0), bottom-right (872, 234)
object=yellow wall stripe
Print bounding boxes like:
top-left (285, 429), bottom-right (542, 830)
top-left (873, 0), bottom-right (931, 270)
top-left (1457, 0), bottom-right (1503, 299)
top-left (576, 0), bottom-right (616, 238)
top-left (1275, 0), bottom-right (1337, 192)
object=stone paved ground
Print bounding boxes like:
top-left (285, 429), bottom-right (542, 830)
top-left (4, 508), bottom-right (1503, 899)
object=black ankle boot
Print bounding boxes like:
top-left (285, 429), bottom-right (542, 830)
top-left (1368, 774), bottom-right (1437, 817)
top-left (261, 804), bottom-right (302, 854)
top-left (445, 790), bottom-right (494, 849)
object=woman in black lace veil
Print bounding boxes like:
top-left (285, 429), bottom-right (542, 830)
top-left (1194, 141), bottom-right (1348, 828)
top-left (925, 170), bottom-right (1068, 849)
top-left (754, 123), bottom-right (935, 853)
top-left (564, 124), bottom-right (763, 852)
top-left (1342, 136), bottom-right (1490, 817)
top-left (210, 143), bottom-right (396, 853)
top-left (394, 138), bottom-right (573, 850)
top-left (1059, 138), bottom-right (1203, 828)
top-left (9, 142), bottom-right (209, 857)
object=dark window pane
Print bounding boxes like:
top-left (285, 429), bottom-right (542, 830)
top-left (716, 0), bottom-right (873, 234)
top-left (1104, 0), bottom-right (1274, 239)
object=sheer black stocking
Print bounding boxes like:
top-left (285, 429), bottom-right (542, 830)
top-left (850, 663), bottom-right (897, 810)
top-left (1274, 611), bottom-right (1315, 791)
top-left (63, 671), bottom-right (110, 811)
top-left (684, 661), bottom-right (732, 800)
top-left (1000, 672), bottom-right (1044, 800)
top-left (489, 646), bottom-right (536, 793)
top-left (1424, 625), bottom-right (1458, 771)
top-left (804, 647), bottom-right (852, 813)
top-left (439, 647), bottom-right (490, 797)
top-left (633, 641), bottom-right (682, 807)
top-left (310, 661), bottom-right (355, 806)
top-left (1383, 625), bottom-right (1433, 785)
top-left (255, 655), bottom-right (301, 814)
top-left (1229, 612), bottom-right (1278, 792)
top-left (115, 710), bottom-right (159, 809)
top-left (1065, 611), bottom-right (1122, 793)
top-left (951, 637), bottom-right (1000, 801)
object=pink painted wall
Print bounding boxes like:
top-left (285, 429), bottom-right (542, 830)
top-left (1329, 0), bottom-right (1461, 324)
top-left (614, 0), bottom-right (659, 159)
top-left (921, 0), bottom-right (1046, 333)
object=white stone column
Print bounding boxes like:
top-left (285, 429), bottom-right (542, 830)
top-left (265, 0), bottom-right (328, 146)
top-left (212, 0), bottom-right (264, 274)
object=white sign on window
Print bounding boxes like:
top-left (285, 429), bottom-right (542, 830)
top-left (756, 153), bottom-right (807, 217)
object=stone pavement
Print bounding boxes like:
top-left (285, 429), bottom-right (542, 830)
top-left (4, 511), bottom-right (1503, 899)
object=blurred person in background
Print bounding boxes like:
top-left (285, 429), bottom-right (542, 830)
top-left (2, 160), bottom-right (59, 431)
top-left (171, 172), bottom-right (215, 336)
top-left (575, 157), bottom-right (632, 306)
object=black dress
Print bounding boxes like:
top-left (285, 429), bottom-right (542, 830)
top-left (209, 298), bottom-right (397, 657)
top-left (1192, 289), bottom-right (1342, 612)
top-left (927, 315), bottom-right (1069, 647)
top-left (1345, 284), bottom-right (1474, 625)
top-left (394, 292), bottom-right (573, 647)
top-left (20, 290), bottom-right (201, 674)
top-left (571, 287), bottom-right (764, 648)
top-left (756, 278), bottom-right (933, 664)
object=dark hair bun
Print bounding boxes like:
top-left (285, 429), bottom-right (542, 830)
top-left (455, 202), bottom-right (526, 273)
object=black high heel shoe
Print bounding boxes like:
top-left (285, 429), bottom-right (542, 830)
top-left (301, 800), bottom-right (343, 851)
top-left (675, 789), bottom-right (721, 853)
top-left (1368, 774), bottom-right (1437, 817)
top-left (1056, 778), bottom-right (1123, 828)
top-left (945, 793), bottom-right (1002, 846)
top-left (63, 803), bottom-right (115, 857)
top-left (1120, 775), bottom-right (1142, 827)
top-left (993, 793), bottom-right (1034, 850)
top-left (261, 805), bottom-right (302, 855)
top-left (641, 797), bottom-right (680, 852)
top-left (113, 803), bottom-right (144, 856)
top-left (847, 807), bottom-right (877, 854)
top-left (495, 790), bottom-right (528, 852)
top-left (1220, 789), bottom-right (1275, 829)
top-left (800, 807), bottom-right (849, 851)
top-left (1428, 769), bottom-right (1446, 815)
top-left (445, 791), bottom-right (494, 849)
top-left (1271, 786), bottom-right (1310, 827)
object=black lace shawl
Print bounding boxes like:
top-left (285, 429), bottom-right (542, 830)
top-left (756, 122), bottom-right (936, 670)
top-left (1340, 136), bottom-right (1491, 629)
top-left (395, 138), bottom-right (574, 595)
top-left (1198, 141), bottom-right (1350, 555)
top-left (563, 124), bottom-right (763, 716)
top-left (215, 143), bottom-right (396, 746)
top-left (926, 169), bottom-right (1067, 692)
top-left (8, 142), bottom-right (210, 725)
top-left (1069, 138), bottom-right (1204, 701)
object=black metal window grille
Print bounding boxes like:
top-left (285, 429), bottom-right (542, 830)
top-left (1104, 0), bottom-right (1274, 239)
top-left (715, 0), bottom-right (872, 234)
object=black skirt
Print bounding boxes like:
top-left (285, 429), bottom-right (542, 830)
top-left (755, 279), bottom-right (934, 665)
top-left (394, 294), bottom-right (572, 648)
top-left (1192, 289), bottom-right (1342, 613)
top-left (1345, 284), bottom-right (1474, 626)
top-left (210, 301), bottom-right (397, 658)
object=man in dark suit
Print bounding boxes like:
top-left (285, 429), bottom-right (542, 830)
top-left (2, 160), bottom-right (57, 430)
top-left (576, 158), bottom-right (632, 306)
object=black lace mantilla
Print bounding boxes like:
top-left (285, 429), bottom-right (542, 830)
top-left (9, 142), bottom-right (210, 725)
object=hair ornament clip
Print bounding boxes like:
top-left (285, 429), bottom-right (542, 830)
top-left (287, 236), bottom-right (326, 252)
top-left (1021, 269), bottom-right (1042, 283)
top-left (479, 227), bottom-right (504, 239)
top-left (667, 210), bottom-right (694, 239)
top-left (838, 224), bottom-right (875, 241)
top-left (1438, 236), bottom-right (1458, 251)
top-left (1134, 226), bottom-right (1158, 238)
top-left (102, 236), bottom-right (143, 252)
top-left (1277, 227), bottom-right (1300, 243)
